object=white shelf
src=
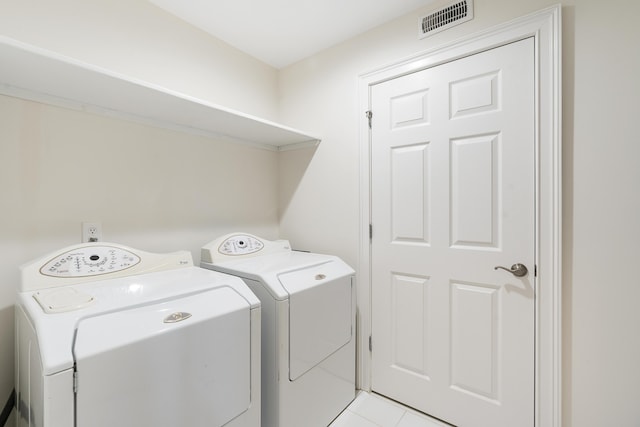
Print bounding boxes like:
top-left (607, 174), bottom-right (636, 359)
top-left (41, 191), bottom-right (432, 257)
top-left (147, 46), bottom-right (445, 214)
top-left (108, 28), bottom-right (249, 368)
top-left (0, 36), bottom-right (320, 151)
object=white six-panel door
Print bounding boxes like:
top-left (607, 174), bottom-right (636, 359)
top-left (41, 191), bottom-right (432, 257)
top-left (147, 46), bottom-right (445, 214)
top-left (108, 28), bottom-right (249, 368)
top-left (370, 38), bottom-right (535, 427)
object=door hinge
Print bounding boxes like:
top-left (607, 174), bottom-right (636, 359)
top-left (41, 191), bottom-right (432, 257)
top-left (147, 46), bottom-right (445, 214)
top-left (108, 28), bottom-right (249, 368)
top-left (369, 335), bottom-right (373, 352)
top-left (366, 110), bottom-right (372, 129)
top-left (369, 224), bottom-right (373, 240)
top-left (535, 264), bottom-right (538, 277)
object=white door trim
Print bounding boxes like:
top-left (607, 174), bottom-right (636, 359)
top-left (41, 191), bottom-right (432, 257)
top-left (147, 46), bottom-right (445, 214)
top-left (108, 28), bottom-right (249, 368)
top-left (357, 5), bottom-right (561, 427)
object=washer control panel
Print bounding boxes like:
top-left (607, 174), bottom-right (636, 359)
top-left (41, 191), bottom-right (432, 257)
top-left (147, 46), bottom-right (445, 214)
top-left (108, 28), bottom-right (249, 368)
top-left (218, 235), bottom-right (264, 256)
top-left (20, 242), bottom-right (193, 292)
top-left (40, 246), bottom-right (141, 277)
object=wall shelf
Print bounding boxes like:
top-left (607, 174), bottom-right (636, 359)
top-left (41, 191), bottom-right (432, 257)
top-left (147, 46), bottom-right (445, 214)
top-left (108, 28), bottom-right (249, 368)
top-left (0, 36), bottom-right (320, 151)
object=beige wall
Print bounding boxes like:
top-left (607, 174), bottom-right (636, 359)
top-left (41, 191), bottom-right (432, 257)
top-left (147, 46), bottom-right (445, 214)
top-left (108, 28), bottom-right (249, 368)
top-left (278, 0), bottom-right (640, 426)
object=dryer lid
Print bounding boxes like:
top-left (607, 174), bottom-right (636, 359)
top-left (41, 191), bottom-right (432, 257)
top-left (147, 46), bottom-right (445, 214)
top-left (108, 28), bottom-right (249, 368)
top-left (277, 259), bottom-right (353, 296)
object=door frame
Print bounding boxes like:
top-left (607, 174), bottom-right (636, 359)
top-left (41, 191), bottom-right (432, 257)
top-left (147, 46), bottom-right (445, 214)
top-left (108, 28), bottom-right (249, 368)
top-left (357, 5), bottom-right (561, 427)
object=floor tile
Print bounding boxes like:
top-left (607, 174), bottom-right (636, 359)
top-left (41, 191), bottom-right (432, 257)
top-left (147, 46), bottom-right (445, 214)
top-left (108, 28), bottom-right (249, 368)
top-left (331, 391), bottom-right (451, 427)
top-left (347, 393), bottom-right (405, 426)
top-left (329, 410), bottom-right (381, 427)
top-left (396, 411), bottom-right (447, 427)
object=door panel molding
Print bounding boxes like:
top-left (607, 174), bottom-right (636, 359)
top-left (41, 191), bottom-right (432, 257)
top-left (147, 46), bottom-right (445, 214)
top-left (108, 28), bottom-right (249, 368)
top-left (358, 5), bottom-right (561, 427)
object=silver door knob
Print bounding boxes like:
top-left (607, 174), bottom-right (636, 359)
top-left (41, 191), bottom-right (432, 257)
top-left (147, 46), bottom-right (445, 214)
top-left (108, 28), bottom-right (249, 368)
top-left (494, 263), bottom-right (528, 277)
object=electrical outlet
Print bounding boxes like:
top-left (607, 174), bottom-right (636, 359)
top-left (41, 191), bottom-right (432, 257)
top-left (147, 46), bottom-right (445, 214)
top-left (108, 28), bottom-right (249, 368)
top-left (82, 221), bottom-right (102, 243)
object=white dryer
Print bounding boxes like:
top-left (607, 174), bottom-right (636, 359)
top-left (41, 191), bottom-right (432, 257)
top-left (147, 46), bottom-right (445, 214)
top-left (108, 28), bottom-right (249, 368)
top-left (200, 233), bottom-right (356, 427)
top-left (15, 242), bottom-right (261, 427)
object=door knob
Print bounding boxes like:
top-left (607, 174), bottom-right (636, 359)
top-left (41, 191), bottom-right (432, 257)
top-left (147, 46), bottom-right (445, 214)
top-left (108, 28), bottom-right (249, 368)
top-left (494, 263), bottom-right (528, 277)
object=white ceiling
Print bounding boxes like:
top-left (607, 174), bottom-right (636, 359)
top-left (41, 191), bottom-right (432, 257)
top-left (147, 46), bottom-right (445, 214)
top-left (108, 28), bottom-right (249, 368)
top-left (149, 0), bottom-right (437, 69)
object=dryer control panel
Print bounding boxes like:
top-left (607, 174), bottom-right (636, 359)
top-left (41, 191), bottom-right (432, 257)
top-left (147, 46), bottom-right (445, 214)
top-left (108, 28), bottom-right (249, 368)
top-left (218, 235), bottom-right (264, 256)
top-left (201, 233), bottom-right (291, 263)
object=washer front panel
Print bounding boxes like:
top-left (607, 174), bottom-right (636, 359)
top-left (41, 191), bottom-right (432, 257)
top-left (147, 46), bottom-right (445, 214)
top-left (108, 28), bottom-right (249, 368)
top-left (74, 287), bottom-right (251, 427)
top-left (40, 246), bottom-right (140, 278)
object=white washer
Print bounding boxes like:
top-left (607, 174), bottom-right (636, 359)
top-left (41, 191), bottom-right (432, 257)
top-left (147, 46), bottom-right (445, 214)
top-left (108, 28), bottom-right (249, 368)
top-left (15, 242), bottom-right (261, 427)
top-left (200, 233), bottom-right (356, 427)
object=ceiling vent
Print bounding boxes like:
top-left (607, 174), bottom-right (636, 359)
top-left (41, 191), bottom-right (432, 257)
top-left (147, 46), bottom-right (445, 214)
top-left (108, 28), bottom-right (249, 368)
top-left (419, 0), bottom-right (474, 39)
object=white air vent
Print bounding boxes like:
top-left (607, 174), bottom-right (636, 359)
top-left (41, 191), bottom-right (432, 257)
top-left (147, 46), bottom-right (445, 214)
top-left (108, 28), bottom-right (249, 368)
top-left (419, 0), bottom-right (474, 39)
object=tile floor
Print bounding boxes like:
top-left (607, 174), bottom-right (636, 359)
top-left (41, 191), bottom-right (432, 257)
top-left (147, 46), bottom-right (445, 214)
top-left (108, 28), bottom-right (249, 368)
top-left (329, 391), bottom-right (452, 427)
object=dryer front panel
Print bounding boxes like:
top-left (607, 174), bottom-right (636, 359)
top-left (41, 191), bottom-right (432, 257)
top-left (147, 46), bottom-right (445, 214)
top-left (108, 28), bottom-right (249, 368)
top-left (73, 287), bottom-right (251, 427)
top-left (279, 266), bottom-right (353, 381)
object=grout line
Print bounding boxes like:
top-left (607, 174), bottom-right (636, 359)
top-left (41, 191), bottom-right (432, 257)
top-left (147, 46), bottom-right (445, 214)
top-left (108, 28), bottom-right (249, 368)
top-left (394, 411), bottom-right (408, 427)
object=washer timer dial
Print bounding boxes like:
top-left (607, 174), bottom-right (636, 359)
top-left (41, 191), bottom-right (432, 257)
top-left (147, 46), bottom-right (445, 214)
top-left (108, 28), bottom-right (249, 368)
top-left (40, 246), bottom-right (141, 277)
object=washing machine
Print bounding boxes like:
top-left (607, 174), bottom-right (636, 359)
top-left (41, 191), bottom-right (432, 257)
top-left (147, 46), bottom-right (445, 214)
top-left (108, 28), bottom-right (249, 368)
top-left (14, 242), bottom-right (261, 427)
top-left (200, 233), bottom-right (356, 427)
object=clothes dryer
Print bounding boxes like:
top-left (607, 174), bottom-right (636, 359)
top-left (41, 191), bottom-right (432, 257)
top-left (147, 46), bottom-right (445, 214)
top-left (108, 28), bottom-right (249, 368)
top-left (201, 233), bottom-right (355, 427)
top-left (15, 242), bottom-right (260, 427)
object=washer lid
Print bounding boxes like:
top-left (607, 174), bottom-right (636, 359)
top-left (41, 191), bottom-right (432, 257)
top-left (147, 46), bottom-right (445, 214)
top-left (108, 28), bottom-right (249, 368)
top-left (19, 266), bottom-right (260, 376)
top-left (74, 286), bottom-right (251, 427)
